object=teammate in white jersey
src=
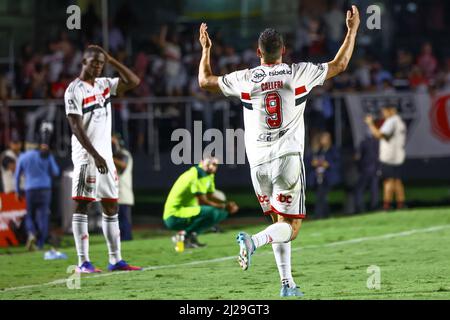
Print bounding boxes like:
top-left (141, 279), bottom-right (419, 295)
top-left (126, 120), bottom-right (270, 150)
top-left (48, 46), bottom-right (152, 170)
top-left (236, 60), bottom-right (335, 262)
top-left (64, 45), bottom-right (142, 273)
top-left (198, 6), bottom-right (360, 296)
top-left (365, 105), bottom-right (407, 210)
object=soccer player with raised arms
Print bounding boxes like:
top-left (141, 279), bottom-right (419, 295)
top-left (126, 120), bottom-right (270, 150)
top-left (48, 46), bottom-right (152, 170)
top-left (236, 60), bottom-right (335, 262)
top-left (64, 45), bottom-right (142, 273)
top-left (198, 6), bottom-right (360, 296)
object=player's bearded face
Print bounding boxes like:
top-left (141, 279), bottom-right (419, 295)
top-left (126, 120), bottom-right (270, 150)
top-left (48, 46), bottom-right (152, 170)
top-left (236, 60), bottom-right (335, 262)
top-left (206, 163), bottom-right (217, 174)
top-left (205, 161), bottom-right (218, 174)
top-left (201, 158), bottom-right (218, 174)
top-left (84, 53), bottom-right (106, 78)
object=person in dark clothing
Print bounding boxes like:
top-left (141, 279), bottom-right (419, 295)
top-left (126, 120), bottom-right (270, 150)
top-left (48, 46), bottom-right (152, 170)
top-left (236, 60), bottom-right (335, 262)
top-left (341, 146), bottom-right (360, 215)
top-left (307, 132), bottom-right (341, 219)
top-left (354, 132), bottom-right (380, 212)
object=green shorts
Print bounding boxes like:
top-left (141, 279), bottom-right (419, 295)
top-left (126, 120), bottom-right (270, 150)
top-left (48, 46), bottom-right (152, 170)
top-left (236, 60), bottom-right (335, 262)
top-left (163, 205), bottom-right (228, 234)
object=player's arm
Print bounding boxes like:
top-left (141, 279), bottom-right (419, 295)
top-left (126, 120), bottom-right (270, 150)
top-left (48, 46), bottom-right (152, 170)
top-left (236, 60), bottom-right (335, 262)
top-left (326, 5), bottom-right (360, 80)
top-left (197, 194), bottom-right (226, 209)
top-left (207, 193), bottom-right (225, 204)
top-left (14, 155), bottom-right (23, 197)
top-left (364, 115), bottom-right (389, 140)
top-left (88, 45), bottom-right (140, 96)
top-left (67, 114), bottom-right (108, 174)
top-left (198, 23), bottom-right (220, 93)
top-left (197, 194), bottom-right (239, 213)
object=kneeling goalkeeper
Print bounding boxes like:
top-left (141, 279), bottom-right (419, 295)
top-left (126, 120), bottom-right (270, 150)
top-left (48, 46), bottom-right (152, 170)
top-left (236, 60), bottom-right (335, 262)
top-left (163, 157), bottom-right (239, 247)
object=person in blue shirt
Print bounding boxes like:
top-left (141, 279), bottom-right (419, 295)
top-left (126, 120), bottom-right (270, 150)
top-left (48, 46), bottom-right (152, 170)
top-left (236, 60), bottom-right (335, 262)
top-left (15, 142), bottom-right (60, 250)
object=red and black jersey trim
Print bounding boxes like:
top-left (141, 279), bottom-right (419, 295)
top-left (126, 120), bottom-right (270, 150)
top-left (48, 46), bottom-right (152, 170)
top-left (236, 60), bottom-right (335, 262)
top-left (241, 92), bottom-right (253, 110)
top-left (294, 85), bottom-right (309, 106)
top-left (242, 102), bottom-right (253, 110)
top-left (82, 88), bottom-right (112, 114)
top-left (82, 97), bottom-right (111, 114)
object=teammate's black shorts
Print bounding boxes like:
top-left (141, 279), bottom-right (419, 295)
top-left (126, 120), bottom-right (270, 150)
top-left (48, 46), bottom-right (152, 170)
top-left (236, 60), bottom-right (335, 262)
top-left (381, 163), bottom-right (402, 179)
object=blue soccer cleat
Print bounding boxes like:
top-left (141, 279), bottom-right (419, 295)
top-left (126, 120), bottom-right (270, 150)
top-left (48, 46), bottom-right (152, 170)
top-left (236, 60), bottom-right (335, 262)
top-left (280, 284), bottom-right (304, 297)
top-left (236, 232), bottom-right (255, 271)
top-left (108, 260), bottom-right (142, 272)
top-left (76, 261), bottom-right (102, 273)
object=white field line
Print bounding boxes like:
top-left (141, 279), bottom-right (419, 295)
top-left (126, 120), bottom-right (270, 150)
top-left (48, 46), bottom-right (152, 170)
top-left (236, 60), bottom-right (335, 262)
top-left (1, 224), bottom-right (449, 293)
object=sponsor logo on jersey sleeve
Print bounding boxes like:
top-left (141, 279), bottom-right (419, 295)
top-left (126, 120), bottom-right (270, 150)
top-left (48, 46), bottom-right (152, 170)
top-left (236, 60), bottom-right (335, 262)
top-left (68, 99), bottom-right (77, 111)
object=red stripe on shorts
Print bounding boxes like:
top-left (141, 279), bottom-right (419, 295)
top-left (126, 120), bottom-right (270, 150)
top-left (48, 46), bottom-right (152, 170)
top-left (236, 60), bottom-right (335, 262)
top-left (72, 196), bottom-right (96, 202)
top-left (101, 198), bottom-right (118, 203)
top-left (270, 205), bottom-right (306, 219)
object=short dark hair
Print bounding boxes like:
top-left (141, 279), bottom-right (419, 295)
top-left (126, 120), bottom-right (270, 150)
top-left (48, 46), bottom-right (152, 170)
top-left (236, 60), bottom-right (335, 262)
top-left (258, 28), bottom-right (284, 62)
top-left (84, 46), bottom-right (104, 57)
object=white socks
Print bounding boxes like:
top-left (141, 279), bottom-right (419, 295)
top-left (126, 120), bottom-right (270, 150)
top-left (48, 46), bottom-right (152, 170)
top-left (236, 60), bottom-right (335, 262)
top-left (250, 222), bottom-right (297, 288)
top-left (102, 213), bottom-right (122, 265)
top-left (72, 213), bottom-right (90, 266)
top-left (73, 213), bottom-right (123, 266)
top-left (251, 222), bottom-right (292, 249)
top-left (272, 242), bottom-right (296, 288)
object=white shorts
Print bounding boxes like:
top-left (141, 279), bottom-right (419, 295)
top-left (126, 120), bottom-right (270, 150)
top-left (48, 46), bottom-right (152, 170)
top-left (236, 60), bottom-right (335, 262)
top-left (72, 157), bottom-right (119, 202)
top-left (250, 153), bottom-right (306, 219)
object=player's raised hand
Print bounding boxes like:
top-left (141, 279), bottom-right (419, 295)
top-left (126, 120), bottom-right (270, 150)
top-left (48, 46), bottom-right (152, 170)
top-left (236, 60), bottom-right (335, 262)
top-left (199, 23), bottom-right (212, 49)
top-left (364, 115), bottom-right (374, 125)
top-left (346, 5), bottom-right (360, 34)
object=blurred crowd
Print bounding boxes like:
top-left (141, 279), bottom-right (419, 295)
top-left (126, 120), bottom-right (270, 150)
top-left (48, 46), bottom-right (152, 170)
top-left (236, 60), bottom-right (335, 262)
top-left (0, 2), bottom-right (449, 208)
top-left (0, 1), bottom-right (449, 102)
top-left (1, 1), bottom-right (447, 226)
top-left (1, 25), bottom-right (449, 102)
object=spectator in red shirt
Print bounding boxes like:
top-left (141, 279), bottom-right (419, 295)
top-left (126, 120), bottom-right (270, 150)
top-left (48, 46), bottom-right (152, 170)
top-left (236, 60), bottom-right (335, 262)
top-left (417, 42), bottom-right (437, 80)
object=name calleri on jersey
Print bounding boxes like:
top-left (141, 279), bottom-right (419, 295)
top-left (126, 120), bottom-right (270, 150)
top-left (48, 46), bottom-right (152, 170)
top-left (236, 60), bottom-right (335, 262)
top-left (218, 62), bottom-right (328, 168)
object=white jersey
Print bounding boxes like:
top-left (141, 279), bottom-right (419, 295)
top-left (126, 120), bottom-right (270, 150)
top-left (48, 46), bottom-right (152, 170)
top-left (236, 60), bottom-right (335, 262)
top-left (118, 149), bottom-right (135, 205)
top-left (64, 77), bottom-right (119, 164)
top-left (0, 150), bottom-right (19, 193)
top-left (218, 62), bottom-right (328, 168)
top-left (379, 114), bottom-right (407, 165)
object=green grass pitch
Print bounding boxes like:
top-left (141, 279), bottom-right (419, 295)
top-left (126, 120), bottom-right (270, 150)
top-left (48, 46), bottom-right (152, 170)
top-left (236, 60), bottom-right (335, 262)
top-left (1, 207), bottom-right (450, 300)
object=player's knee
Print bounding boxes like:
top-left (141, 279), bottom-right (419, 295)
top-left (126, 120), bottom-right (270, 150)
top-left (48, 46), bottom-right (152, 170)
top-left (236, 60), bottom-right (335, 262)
top-left (279, 216), bottom-right (302, 240)
top-left (290, 222), bottom-right (302, 240)
top-left (74, 200), bottom-right (89, 214)
top-left (290, 232), bottom-right (299, 241)
top-left (102, 203), bottom-right (118, 216)
top-left (269, 212), bottom-right (279, 223)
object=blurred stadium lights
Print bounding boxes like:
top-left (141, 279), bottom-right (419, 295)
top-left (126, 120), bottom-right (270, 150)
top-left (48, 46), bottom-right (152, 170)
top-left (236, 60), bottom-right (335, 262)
top-left (101, 0), bottom-right (113, 76)
top-left (406, 2), bottom-right (418, 13)
top-left (102, 0), bottom-right (109, 52)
